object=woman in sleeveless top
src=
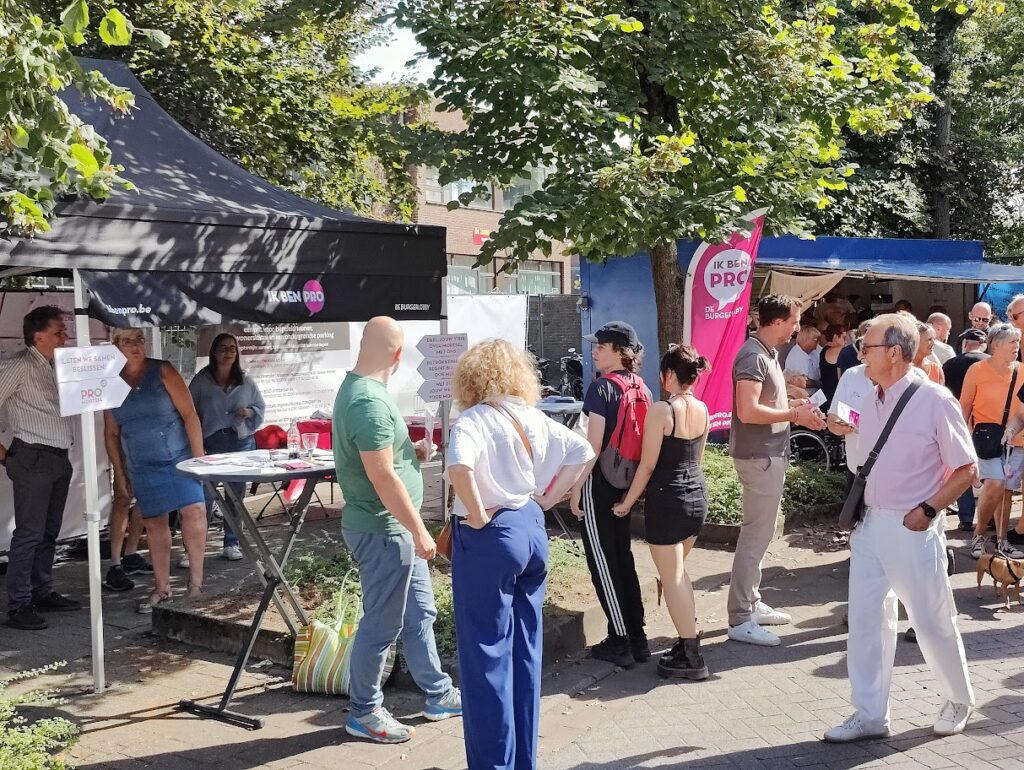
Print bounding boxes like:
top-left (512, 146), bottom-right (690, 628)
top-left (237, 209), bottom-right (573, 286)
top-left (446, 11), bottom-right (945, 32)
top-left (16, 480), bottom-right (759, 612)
top-left (613, 344), bottom-right (710, 680)
top-left (819, 324), bottom-right (846, 412)
top-left (103, 329), bottom-right (207, 613)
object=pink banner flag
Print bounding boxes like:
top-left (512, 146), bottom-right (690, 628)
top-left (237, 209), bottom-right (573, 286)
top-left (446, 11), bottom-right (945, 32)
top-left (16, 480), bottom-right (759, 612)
top-left (682, 209), bottom-right (768, 431)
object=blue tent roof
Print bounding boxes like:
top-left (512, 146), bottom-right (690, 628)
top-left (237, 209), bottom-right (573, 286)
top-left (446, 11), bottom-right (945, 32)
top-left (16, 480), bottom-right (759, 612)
top-left (755, 236), bottom-right (1024, 283)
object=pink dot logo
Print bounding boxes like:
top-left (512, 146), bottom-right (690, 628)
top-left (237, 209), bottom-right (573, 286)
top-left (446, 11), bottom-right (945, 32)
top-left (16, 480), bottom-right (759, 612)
top-left (303, 280), bottom-right (325, 315)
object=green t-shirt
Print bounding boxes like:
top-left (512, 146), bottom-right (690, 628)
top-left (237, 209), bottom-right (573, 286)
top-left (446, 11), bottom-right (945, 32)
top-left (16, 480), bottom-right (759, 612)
top-left (332, 372), bottom-right (422, 535)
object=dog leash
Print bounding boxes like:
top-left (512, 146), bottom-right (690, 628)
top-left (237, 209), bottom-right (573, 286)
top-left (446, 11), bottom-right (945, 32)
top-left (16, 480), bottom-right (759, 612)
top-left (988, 552), bottom-right (1024, 586)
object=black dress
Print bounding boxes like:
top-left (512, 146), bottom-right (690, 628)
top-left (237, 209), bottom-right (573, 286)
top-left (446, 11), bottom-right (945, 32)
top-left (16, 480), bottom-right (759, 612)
top-left (819, 348), bottom-right (841, 412)
top-left (643, 401), bottom-right (708, 546)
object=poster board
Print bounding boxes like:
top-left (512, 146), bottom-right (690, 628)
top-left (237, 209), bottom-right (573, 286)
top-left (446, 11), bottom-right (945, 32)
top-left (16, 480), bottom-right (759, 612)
top-left (0, 291), bottom-right (111, 553)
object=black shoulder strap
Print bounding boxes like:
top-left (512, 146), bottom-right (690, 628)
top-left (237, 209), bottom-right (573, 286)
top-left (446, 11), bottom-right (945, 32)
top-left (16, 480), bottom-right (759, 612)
top-left (860, 380), bottom-right (923, 479)
top-left (1002, 365), bottom-right (1019, 429)
top-left (665, 400), bottom-right (676, 436)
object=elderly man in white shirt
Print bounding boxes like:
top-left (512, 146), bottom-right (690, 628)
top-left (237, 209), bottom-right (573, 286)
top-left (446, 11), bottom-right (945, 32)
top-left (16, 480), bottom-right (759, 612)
top-left (784, 325), bottom-right (822, 392)
top-left (927, 313), bottom-right (955, 365)
top-left (825, 313), bottom-right (976, 744)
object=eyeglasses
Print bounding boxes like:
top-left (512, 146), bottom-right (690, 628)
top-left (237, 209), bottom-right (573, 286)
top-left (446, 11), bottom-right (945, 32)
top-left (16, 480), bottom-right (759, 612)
top-left (971, 316), bottom-right (992, 324)
top-left (860, 343), bottom-right (896, 353)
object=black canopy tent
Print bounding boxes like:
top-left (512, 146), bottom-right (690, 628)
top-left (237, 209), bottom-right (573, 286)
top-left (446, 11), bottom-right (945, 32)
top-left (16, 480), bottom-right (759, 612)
top-left (0, 59), bottom-right (446, 695)
top-left (0, 59), bottom-right (446, 325)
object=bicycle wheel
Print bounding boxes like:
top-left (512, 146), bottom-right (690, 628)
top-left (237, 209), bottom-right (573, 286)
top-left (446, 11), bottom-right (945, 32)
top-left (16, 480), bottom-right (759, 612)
top-left (789, 430), bottom-right (831, 470)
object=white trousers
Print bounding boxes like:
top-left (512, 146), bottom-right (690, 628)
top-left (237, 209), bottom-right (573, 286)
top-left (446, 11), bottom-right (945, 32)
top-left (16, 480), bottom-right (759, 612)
top-left (847, 507), bottom-right (974, 727)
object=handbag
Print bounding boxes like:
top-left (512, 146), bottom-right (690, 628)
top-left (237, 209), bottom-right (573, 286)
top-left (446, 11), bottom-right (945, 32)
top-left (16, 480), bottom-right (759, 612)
top-left (437, 402), bottom-right (535, 559)
top-left (972, 365), bottom-right (1018, 460)
top-left (838, 380), bottom-right (922, 530)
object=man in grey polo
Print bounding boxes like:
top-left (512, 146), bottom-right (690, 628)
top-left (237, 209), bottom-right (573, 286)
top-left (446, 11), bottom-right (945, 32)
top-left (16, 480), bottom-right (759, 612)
top-left (728, 294), bottom-right (826, 647)
top-left (0, 306), bottom-right (80, 631)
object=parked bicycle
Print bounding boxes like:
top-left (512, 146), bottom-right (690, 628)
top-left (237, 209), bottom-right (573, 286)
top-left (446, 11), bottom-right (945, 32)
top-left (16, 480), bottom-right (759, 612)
top-left (558, 348), bottom-right (584, 400)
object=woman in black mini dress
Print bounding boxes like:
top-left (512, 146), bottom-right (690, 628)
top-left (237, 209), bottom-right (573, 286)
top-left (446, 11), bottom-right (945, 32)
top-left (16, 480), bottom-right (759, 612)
top-left (613, 344), bottom-right (710, 680)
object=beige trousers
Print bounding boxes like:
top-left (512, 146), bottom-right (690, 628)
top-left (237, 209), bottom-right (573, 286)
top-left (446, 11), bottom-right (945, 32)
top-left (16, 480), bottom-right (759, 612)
top-left (728, 456), bottom-right (787, 626)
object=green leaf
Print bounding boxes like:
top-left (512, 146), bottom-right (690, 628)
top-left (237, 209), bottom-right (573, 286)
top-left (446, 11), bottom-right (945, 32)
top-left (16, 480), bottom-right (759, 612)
top-left (139, 28), bottom-right (171, 49)
top-left (99, 9), bottom-right (133, 46)
top-left (69, 143), bottom-right (100, 178)
top-left (733, 185), bottom-right (747, 202)
top-left (60, 0), bottom-right (89, 44)
top-left (954, 3), bottom-right (969, 12)
top-left (11, 125), bottom-right (30, 149)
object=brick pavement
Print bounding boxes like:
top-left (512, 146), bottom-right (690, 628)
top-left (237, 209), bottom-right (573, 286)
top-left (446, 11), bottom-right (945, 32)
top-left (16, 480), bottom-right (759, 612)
top-left (3, 519), bottom-right (1024, 770)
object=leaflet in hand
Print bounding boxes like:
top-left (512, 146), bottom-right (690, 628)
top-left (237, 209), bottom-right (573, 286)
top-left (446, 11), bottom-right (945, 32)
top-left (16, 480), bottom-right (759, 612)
top-left (836, 401), bottom-right (860, 427)
top-left (808, 389), bottom-right (827, 408)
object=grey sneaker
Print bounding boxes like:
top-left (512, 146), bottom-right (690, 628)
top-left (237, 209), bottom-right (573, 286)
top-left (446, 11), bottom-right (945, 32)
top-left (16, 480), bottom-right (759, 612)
top-left (970, 535), bottom-right (988, 559)
top-left (423, 687), bottom-right (462, 721)
top-left (998, 540), bottom-right (1024, 559)
top-left (345, 708), bottom-right (415, 743)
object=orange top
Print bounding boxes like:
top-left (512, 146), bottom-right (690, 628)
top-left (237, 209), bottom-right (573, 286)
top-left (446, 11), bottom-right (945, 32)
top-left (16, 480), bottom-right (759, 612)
top-left (918, 358), bottom-right (945, 385)
top-left (960, 360), bottom-right (1024, 447)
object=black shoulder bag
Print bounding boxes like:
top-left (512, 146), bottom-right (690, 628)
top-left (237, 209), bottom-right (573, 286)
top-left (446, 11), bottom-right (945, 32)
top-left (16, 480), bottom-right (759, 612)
top-left (971, 364), bottom-right (1018, 460)
top-left (838, 380), bottom-right (922, 530)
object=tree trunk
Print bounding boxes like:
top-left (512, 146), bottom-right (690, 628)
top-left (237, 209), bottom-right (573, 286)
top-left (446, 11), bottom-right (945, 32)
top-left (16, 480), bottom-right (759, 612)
top-left (929, 10), bottom-right (965, 240)
top-left (649, 240), bottom-right (685, 358)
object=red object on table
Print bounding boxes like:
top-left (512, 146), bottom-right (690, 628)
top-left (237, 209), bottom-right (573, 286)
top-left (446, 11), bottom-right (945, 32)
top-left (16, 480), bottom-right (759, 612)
top-left (296, 419), bottom-right (333, 450)
top-left (254, 424), bottom-right (288, 449)
top-left (405, 416), bottom-right (443, 447)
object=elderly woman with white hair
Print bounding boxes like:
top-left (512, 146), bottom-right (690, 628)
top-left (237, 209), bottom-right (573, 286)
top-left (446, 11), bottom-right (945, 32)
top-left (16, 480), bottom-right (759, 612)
top-left (103, 328), bottom-right (208, 612)
top-left (960, 322), bottom-right (1024, 559)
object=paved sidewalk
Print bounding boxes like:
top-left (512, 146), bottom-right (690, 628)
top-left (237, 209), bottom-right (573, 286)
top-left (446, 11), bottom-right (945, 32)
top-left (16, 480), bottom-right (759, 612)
top-left (3, 517), bottom-right (1023, 770)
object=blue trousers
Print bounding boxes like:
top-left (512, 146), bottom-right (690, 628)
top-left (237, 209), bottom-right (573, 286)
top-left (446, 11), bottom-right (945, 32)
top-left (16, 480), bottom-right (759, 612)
top-left (343, 528), bottom-right (453, 717)
top-left (452, 501), bottom-right (548, 770)
top-left (202, 430), bottom-right (256, 547)
top-left (956, 486), bottom-right (975, 527)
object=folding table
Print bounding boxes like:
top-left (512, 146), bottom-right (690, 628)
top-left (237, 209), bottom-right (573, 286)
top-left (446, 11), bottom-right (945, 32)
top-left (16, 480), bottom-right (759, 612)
top-left (175, 451), bottom-right (336, 729)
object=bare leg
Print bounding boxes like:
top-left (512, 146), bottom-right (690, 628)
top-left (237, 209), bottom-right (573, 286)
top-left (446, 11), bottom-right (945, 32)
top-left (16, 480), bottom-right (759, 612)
top-left (180, 502), bottom-right (207, 595)
top-left (144, 515), bottom-right (172, 596)
top-left (649, 537), bottom-right (699, 639)
top-left (974, 480), bottom-right (1002, 538)
top-left (124, 506), bottom-right (145, 556)
top-left (997, 490), bottom-right (1012, 541)
top-left (108, 492), bottom-right (130, 566)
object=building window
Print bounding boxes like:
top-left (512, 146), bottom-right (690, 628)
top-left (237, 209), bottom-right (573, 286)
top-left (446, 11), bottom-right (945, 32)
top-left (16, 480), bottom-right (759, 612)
top-left (447, 254), bottom-right (495, 294)
top-left (515, 259), bottom-right (561, 295)
top-left (501, 167), bottom-right (549, 211)
top-left (424, 167), bottom-right (494, 209)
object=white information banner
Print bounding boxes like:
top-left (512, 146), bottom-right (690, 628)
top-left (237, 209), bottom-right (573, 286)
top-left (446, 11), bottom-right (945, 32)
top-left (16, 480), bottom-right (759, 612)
top-left (54, 345), bottom-right (130, 416)
top-left (416, 333), bottom-right (467, 402)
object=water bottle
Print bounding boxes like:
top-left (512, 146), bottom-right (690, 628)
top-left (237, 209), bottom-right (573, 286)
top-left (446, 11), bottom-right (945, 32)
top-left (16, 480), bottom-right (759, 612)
top-left (287, 421), bottom-right (300, 459)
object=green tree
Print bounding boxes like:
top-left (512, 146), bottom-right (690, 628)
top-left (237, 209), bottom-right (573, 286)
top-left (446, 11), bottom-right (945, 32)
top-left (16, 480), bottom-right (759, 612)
top-left (0, 0), bottom-right (167, 235)
top-left (396, 0), bottom-right (947, 350)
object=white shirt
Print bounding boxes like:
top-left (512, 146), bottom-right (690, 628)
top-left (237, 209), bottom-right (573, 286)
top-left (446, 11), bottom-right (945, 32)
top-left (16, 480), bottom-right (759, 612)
top-left (448, 397), bottom-right (595, 517)
top-left (828, 364), bottom-right (874, 472)
top-left (0, 347), bottom-right (74, 449)
top-left (785, 345), bottom-right (822, 383)
top-left (929, 340), bottom-right (955, 366)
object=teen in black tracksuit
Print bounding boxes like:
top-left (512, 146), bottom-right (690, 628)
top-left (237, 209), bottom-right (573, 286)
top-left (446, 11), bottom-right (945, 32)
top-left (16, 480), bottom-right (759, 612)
top-left (573, 322), bottom-right (652, 666)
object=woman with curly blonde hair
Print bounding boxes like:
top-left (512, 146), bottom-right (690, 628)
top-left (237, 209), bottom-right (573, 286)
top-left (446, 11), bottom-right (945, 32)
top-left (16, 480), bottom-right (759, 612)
top-left (447, 339), bottom-right (593, 770)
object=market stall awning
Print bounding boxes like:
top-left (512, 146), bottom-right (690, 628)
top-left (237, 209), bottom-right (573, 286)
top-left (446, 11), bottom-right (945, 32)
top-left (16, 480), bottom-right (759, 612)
top-left (0, 59), bottom-right (446, 326)
top-left (755, 236), bottom-right (1024, 284)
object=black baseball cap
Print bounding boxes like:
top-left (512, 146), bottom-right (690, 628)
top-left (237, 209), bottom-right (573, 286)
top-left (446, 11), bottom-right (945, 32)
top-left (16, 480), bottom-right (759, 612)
top-left (959, 328), bottom-right (986, 343)
top-left (584, 321), bottom-right (642, 350)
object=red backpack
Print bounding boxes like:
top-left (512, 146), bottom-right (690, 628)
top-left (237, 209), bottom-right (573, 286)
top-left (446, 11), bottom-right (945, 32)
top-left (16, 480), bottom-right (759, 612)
top-left (597, 372), bottom-right (651, 489)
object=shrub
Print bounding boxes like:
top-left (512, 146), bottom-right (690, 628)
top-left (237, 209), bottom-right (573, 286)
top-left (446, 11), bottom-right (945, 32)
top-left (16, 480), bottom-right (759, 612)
top-left (0, 663), bottom-right (78, 770)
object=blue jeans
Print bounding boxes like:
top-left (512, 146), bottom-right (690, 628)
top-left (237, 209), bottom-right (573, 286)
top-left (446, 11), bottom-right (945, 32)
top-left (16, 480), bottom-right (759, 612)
top-left (202, 430), bottom-right (256, 548)
top-left (956, 486), bottom-right (975, 527)
top-left (342, 528), bottom-right (453, 717)
top-left (452, 501), bottom-right (547, 770)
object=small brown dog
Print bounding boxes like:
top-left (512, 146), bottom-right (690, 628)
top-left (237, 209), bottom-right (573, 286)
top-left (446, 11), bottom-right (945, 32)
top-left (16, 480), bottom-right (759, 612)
top-left (976, 552), bottom-right (1024, 609)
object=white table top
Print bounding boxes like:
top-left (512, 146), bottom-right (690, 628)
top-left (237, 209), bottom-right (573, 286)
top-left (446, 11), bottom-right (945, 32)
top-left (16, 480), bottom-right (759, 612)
top-left (176, 449), bottom-right (336, 484)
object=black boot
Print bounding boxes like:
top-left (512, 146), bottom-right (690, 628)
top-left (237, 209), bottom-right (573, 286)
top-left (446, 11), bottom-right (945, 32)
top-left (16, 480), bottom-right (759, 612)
top-left (658, 636), bottom-right (709, 680)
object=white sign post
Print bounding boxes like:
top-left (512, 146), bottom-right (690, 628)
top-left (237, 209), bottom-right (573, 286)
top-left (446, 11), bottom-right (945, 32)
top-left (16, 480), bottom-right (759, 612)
top-left (54, 346), bottom-right (131, 416)
top-left (416, 334), bottom-right (467, 403)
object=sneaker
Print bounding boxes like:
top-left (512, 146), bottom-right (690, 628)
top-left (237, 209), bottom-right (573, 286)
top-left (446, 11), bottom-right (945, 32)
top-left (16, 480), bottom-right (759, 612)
top-left (824, 713), bottom-right (890, 743)
top-left (933, 701), bottom-right (971, 736)
top-left (104, 565), bottom-right (135, 592)
top-left (727, 619), bottom-right (780, 647)
top-left (32, 592), bottom-right (81, 611)
top-left (6, 606), bottom-right (47, 630)
top-left (423, 687), bottom-right (462, 722)
top-left (630, 635), bottom-right (652, 662)
top-left (121, 553), bottom-right (153, 574)
top-left (752, 602), bottom-right (792, 626)
top-left (345, 708), bottom-right (415, 743)
top-left (1008, 529), bottom-right (1024, 546)
top-left (177, 552), bottom-right (190, 569)
top-left (970, 535), bottom-right (988, 559)
top-left (222, 545), bottom-right (243, 561)
top-left (590, 636), bottom-right (635, 668)
top-left (998, 540), bottom-right (1024, 559)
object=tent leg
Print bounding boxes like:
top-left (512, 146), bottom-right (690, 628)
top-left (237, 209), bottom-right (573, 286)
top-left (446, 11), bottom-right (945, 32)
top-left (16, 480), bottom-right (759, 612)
top-left (73, 269), bottom-right (105, 694)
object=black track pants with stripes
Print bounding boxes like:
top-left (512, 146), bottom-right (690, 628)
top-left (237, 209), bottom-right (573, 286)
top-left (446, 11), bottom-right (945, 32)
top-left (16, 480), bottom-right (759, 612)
top-left (579, 469), bottom-right (646, 640)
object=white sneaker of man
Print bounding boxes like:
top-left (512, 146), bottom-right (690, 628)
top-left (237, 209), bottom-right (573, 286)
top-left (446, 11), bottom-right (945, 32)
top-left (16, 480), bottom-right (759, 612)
top-left (970, 535), bottom-right (988, 559)
top-left (933, 701), bottom-right (972, 736)
top-left (727, 619), bottom-right (780, 646)
top-left (177, 552), bottom-right (190, 569)
top-left (824, 713), bottom-right (890, 743)
top-left (222, 545), bottom-right (243, 561)
top-left (752, 602), bottom-right (792, 626)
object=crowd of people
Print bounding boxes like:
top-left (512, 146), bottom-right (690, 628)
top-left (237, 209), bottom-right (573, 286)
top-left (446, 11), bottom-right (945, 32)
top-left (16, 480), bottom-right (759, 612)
top-left (4, 291), bottom-right (1021, 767)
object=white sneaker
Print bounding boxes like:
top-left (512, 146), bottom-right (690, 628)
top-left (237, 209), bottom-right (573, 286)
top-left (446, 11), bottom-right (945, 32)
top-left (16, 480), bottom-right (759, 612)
top-left (222, 545), bottom-right (243, 561)
top-left (752, 602), bottom-right (792, 626)
top-left (970, 535), bottom-right (988, 559)
top-left (824, 713), bottom-right (890, 743)
top-left (177, 553), bottom-right (190, 569)
top-left (998, 540), bottom-right (1024, 559)
top-left (727, 619), bottom-right (780, 647)
top-left (933, 700), bottom-right (971, 736)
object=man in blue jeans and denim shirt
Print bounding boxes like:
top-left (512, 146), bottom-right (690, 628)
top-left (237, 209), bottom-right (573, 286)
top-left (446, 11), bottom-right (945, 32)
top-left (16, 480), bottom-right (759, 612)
top-left (333, 317), bottom-right (461, 744)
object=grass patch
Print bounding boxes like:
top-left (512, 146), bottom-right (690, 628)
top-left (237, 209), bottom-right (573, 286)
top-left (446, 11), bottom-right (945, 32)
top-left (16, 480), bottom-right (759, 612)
top-left (0, 663), bottom-right (78, 770)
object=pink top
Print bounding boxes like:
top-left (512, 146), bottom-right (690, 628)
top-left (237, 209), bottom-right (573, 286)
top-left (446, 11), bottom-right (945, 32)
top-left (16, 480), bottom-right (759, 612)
top-left (860, 369), bottom-right (977, 511)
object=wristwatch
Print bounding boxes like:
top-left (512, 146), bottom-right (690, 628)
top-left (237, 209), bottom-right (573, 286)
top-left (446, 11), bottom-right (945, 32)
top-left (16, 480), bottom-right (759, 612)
top-left (918, 501), bottom-right (937, 519)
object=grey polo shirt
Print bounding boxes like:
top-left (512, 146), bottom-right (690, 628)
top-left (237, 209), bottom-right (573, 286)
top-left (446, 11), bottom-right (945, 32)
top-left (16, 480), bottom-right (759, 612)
top-left (730, 335), bottom-right (789, 459)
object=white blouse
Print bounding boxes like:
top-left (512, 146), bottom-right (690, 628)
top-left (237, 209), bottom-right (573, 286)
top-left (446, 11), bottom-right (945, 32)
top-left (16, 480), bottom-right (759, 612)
top-left (447, 398), bottom-right (594, 517)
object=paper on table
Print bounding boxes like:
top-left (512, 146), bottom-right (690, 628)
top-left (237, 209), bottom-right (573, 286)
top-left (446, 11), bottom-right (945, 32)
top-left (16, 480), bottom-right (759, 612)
top-left (836, 401), bottom-right (860, 427)
top-left (808, 389), bottom-right (827, 408)
top-left (185, 462), bottom-right (260, 475)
